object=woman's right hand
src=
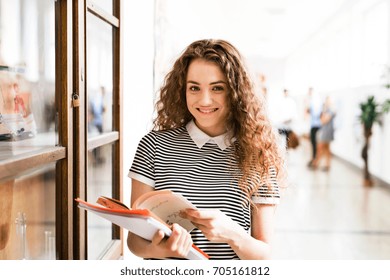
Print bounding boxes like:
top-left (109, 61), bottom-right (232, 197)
top-left (128, 180), bottom-right (193, 259)
top-left (148, 223), bottom-right (193, 259)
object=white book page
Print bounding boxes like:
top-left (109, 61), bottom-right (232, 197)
top-left (135, 192), bottom-right (196, 232)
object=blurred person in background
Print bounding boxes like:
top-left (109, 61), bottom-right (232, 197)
top-left (276, 88), bottom-right (298, 149)
top-left (310, 96), bottom-right (336, 171)
top-left (89, 86), bottom-right (106, 164)
top-left (305, 87), bottom-right (322, 167)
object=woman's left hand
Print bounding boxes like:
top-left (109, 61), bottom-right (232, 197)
top-left (180, 208), bottom-right (245, 243)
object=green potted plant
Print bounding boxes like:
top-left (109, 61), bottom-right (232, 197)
top-left (359, 68), bottom-right (390, 186)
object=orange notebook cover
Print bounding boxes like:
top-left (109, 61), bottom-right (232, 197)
top-left (75, 197), bottom-right (209, 260)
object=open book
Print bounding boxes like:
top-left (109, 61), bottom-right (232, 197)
top-left (75, 190), bottom-right (208, 260)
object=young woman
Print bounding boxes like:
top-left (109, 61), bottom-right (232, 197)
top-left (127, 39), bottom-right (285, 260)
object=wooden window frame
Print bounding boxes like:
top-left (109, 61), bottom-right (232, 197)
top-left (0, 0), bottom-right (122, 261)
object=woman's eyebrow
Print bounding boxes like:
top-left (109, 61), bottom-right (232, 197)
top-left (187, 80), bottom-right (226, 85)
top-left (210, 80), bottom-right (227, 85)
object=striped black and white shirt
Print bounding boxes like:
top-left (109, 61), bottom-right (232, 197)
top-left (129, 120), bottom-right (280, 260)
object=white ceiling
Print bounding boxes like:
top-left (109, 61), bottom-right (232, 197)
top-left (161, 0), bottom-right (350, 59)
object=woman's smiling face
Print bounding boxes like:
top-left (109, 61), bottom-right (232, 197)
top-left (186, 58), bottom-right (229, 137)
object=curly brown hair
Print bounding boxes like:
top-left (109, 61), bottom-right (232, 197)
top-left (153, 39), bottom-right (285, 202)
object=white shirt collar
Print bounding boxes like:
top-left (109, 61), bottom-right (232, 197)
top-left (186, 120), bottom-right (234, 151)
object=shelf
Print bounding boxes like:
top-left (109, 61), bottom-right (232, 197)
top-left (87, 131), bottom-right (119, 151)
top-left (0, 132), bottom-right (65, 180)
top-left (0, 132), bottom-right (57, 159)
top-left (0, 64), bottom-right (25, 73)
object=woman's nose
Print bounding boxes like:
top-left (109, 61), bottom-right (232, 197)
top-left (199, 90), bottom-right (212, 105)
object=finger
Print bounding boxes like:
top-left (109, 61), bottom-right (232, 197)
top-left (186, 215), bottom-right (213, 228)
top-left (151, 230), bottom-right (165, 245)
top-left (190, 221), bottom-right (201, 229)
top-left (182, 235), bottom-right (193, 257)
top-left (178, 228), bottom-right (192, 258)
top-left (166, 223), bottom-right (183, 251)
top-left (173, 225), bottom-right (191, 256)
top-left (171, 224), bottom-right (194, 257)
top-left (184, 209), bottom-right (216, 220)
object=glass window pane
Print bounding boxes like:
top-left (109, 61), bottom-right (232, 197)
top-left (87, 144), bottom-right (113, 259)
top-left (87, 13), bottom-right (113, 137)
top-left (90, 0), bottom-right (113, 15)
top-left (0, 0), bottom-right (56, 152)
top-left (0, 163), bottom-right (56, 260)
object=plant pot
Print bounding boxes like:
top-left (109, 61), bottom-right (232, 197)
top-left (364, 178), bottom-right (373, 187)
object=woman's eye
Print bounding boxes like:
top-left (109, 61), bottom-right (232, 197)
top-left (189, 86), bottom-right (200, 91)
top-left (212, 86), bottom-right (224, 91)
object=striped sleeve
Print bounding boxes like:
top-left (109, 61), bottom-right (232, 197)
top-left (128, 131), bottom-right (156, 187)
top-left (252, 166), bottom-right (280, 205)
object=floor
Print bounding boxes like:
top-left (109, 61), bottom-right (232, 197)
top-left (272, 139), bottom-right (390, 260)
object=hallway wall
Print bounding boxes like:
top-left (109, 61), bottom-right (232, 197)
top-left (284, 0), bottom-right (390, 184)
